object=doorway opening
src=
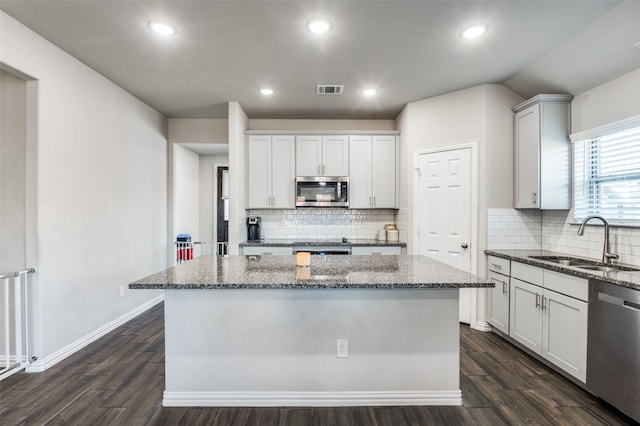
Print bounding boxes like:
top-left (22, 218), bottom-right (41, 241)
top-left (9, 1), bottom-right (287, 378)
top-left (216, 166), bottom-right (229, 255)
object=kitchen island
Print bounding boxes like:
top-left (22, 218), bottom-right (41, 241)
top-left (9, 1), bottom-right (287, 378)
top-left (129, 255), bottom-right (492, 407)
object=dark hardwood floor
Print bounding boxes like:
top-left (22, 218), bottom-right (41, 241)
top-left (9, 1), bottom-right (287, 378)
top-left (0, 302), bottom-right (635, 425)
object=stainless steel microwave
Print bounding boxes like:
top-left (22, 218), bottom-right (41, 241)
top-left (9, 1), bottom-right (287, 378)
top-left (295, 176), bottom-right (349, 207)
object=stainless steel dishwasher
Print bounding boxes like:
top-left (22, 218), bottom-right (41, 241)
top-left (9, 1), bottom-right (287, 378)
top-left (587, 279), bottom-right (640, 423)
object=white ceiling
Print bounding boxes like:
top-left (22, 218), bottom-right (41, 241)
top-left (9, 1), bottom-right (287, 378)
top-left (2, 1), bottom-right (640, 120)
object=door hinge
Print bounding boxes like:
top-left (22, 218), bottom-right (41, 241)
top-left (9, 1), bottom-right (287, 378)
top-left (414, 167), bottom-right (422, 177)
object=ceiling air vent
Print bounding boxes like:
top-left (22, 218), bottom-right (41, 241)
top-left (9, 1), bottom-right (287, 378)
top-left (316, 85), bottom-right (344, 95)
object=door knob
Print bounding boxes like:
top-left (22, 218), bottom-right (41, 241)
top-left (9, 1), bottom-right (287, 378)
top-left (461, 243), bottom-right (469, 249)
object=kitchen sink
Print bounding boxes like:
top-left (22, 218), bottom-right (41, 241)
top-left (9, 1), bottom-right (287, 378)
top-left (529, 255), bottom-right (640, 272)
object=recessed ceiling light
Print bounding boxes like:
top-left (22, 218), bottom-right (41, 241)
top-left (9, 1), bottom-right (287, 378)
top-left (461, 24), bottom-right (488, 39)
top-left (259, 88), bottom-right (274, 95)
top-left (148, 20), bottom-right (177, 36)
top-left (362, 88), bottom-right (378, 96)
top-left (306, 18), bottom-right (333, 34)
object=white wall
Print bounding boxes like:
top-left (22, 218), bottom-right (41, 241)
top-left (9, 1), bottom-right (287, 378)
top-left (396, 84), bottom-right (520, 261)
top-left (228, 102), bottom-right (248, 254)
top-left (571, 67), bottom-right (640, 134)
top-left (0, 69), bottom-right (27, 273)
top-left (173, 144), bottom-right (200, 245)
top-left (1, 11), bottom-right (166, 364)
top-left (168, 118), bottom-right (229, 144)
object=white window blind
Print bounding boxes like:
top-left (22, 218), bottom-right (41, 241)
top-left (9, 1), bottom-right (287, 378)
top-left (573, 123), bottom-right (640, 223)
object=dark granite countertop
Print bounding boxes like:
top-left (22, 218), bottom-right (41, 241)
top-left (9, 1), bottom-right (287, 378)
top-left (239, 239), bottom-right (406, 248)
top-left (485, 249), bottom-right (640, 291)
top-left (129, 255), bottom-right (492, 290)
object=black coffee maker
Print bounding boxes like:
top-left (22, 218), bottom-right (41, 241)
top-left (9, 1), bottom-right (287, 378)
top-left (247, 216), bottom-right (261, 241)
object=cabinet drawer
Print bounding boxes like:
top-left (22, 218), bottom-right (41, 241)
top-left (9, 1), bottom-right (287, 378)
top-left (543, 270), bottom-right (589, 302)
top-left (511, 261), bottom-right (543, 286)
top-left (487, 256), bottom-right (510, 275)
top-left (242, 246), bottom-right (293, 255)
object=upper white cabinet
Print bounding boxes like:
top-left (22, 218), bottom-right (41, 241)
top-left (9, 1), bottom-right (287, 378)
top-left (246, 135), bottom-right (295, 209)
top-left (296, 135), bottom-right (349, 177)
top-left (349, 135), bottom-right (398, 209)
top-left (513, 94), bottom-right (572, 209)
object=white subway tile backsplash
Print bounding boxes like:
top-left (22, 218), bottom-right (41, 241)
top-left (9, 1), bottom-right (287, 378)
top-left (488, 207), bottom-right (640, 267)
top-left (247, 208), bottom-right (398, 241)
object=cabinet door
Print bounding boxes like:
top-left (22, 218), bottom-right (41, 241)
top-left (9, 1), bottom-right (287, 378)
top-left (271, 136), bottom-right (295, 209)
top-left (372, 135), bottom-right (397, 208)
top-left (487, 271), bottom-right (510, 334)
top-left (247, 135), bottom-right (272, 209)
top-left (322, 135), bottom-right (349, 176)
top-left (509, 278), bottom-right (543, 354)
top-left (542, 290), bottom-right (588, 382)
top-left (348, 136), bottom-right (372, 208)
top-left (296, 136), bottom-right (321, 176)
top-left (514, 104), bottom-right (540, 208)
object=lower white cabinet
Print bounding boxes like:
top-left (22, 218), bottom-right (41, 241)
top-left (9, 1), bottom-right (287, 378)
top-left (510, 276), bottom-right (588, 382)
top-left (351, 246), bottom-right (402, 255)
top-left (487, 271), bottom-right (510, 334)
top-left (510, 278), bottom-right (544, 353)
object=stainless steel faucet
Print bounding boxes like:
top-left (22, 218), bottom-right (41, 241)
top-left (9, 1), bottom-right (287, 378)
top-left (576, 215), bottom-right (619, 265)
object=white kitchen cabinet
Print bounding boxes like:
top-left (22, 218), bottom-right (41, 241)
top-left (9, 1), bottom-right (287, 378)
top-left (487, 256), bottom-right (511, 334)
top-left (295, 135), bottom-right (348, 177)
top-left (351, 246), bottom-right (402, 255)
top-left (487, 270), bottom-right (510, 335)
top-left (510, 278), bottom-right (544, 353)
top-left (247, 135), bottom-right (295, 209)
top-left (541, 288), bottom-right (588, 382)
top-left (349, 135), bottom-right (397, 209)
top-left (513, 94), bottom-right (572, 209)
top-left (509, 262), bottom-right (588, 382)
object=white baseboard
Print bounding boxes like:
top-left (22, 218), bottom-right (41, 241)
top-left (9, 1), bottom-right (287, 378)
top-left (26, 295), bottom-right (164, 373)
top-left (471, 321), bottom-right (492, 332)
top-left (162, 390), bottom-right (462, 407)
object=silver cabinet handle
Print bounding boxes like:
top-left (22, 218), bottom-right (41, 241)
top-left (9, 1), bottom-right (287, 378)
top-left (535, 293), bottom-right (540, 308)
top-left (369, 196), bottom-right (372, 207)
top-left (373, 196), bottom-right (376, 207)
top-left (461, 243), bottom-right (468, 249)
top-left (322, 165), bottom-right (325, 175)
top-left (491, 263), bottom-right (502, 270)
top-left (502, 281), bottom-right (508, 295)
top-left (542, 296), bottom-right (547, 311)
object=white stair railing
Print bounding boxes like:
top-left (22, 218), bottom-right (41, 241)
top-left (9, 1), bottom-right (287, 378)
top-left (0, 267), bottom-right (36, 380)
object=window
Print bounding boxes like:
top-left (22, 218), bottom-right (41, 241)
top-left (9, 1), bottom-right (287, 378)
top-left (573, 118), bottom-right (640, 224)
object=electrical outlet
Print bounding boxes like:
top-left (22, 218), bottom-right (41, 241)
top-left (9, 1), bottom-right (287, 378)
top-left (336, 338), bottom-right (348, 358)
top-left (119, 285), bottom-right (125, 298)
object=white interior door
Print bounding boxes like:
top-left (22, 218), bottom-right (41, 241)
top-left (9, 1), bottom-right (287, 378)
top-left (416, 146), bottom-right (472, 323)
